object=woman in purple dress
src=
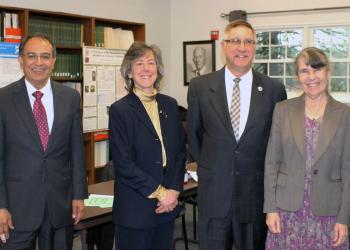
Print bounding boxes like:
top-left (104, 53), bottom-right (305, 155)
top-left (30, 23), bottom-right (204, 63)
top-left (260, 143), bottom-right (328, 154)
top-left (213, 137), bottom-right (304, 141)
top-left (264, 47), bottom-right (350, 249)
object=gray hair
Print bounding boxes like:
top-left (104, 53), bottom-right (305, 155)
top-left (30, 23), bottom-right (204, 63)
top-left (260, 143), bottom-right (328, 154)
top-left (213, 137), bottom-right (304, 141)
top-left (120, 42), bottom-right (164, 92)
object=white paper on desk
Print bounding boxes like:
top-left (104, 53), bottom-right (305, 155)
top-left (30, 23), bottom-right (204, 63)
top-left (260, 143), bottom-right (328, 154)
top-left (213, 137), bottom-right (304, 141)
top-left (89, 194), bottom-right (114, 198)
top-left (188, 171), bottom-right (198, 182)
top-left (84, 194), bottom-right (114, 208)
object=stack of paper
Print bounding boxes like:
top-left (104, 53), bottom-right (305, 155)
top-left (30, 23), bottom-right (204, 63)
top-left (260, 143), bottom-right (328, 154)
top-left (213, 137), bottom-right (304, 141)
top-left (84, 194), bottom-right (114, 208)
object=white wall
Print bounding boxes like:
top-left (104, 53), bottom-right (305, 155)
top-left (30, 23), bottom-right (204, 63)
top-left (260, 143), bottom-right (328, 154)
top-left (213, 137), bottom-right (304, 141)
top-left (1, 0), bottom-right (350, 106)
top-left (170, 0), bottom-right (350, 107)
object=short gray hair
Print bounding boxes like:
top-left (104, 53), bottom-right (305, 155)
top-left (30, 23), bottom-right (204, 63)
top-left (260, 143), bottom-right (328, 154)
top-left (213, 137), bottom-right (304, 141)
top-left (120, 42), bottom-right (164, 92)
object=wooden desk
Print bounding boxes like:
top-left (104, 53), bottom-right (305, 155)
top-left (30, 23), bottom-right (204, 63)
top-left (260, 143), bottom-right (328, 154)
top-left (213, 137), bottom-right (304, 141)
top-left (75, 180), bottom-right (114, 230)
top-left (75, 179), bottom-right (198, 250)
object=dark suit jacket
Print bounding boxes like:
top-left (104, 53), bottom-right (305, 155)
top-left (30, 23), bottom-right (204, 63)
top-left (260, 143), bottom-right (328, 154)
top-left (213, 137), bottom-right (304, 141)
top-left (264, 95), bottom-right (350, 225)
top-left (0, 77), bottom-right (87, 231)
top-left (109, 92), bottom-right (186, 228)
top-left (187, 67), bottom-right (286, 223)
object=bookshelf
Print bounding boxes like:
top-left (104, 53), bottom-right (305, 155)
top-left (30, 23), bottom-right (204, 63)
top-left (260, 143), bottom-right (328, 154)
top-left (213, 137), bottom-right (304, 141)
top-left (0, 5), bottom-right (145, 184)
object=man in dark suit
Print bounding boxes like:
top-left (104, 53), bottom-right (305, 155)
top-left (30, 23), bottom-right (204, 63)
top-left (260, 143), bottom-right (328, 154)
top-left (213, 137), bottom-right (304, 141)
top-left (0, 33), bottom-right (87, 249)
top-left (187, 20), bottom-right (286, 250)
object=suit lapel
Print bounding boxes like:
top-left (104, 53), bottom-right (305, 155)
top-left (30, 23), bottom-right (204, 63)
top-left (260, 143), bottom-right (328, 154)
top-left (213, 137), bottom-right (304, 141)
top-left (128, 92), bottom-right (158, 137)
top-left (11, 78), bottom-right (42, 150)
top-left (314, 97), bottom-right (342, 164)
top-left (289, 96), bottom-right (306, 161)
top-left (157, 95), bottom-right (170, 151)
top-left (208, 69), bottom-right (235, 140)
top-left (240, 71), bottom-right (265, 141)
top-left (47, 81), bottom-right (64, 152)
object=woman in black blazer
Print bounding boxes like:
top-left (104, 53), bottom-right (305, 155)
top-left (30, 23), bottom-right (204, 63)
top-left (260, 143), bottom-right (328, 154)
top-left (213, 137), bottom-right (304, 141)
top-left (108, 42), bottom-right (186, 250)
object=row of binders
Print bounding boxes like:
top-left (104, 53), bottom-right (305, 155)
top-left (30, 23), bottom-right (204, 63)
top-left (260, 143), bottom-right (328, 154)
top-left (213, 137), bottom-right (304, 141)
top-left (94, 26), bottom-right (134, 50)
top-left (0, 12), bottom-right (21, 43)
top-left (52, 53), bottom-right (82, 79)
top-left (29, 17), bottom-right (83, 47)
top-left (1, 13), bottom-right (134, 51)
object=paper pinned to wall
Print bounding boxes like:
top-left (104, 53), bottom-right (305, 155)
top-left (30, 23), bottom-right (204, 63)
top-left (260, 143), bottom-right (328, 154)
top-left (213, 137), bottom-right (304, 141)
top-left (0, 42), bottom-right (22, 88)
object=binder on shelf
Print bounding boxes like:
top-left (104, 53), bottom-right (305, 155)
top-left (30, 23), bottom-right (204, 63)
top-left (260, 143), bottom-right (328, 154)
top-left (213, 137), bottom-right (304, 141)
top-left (5, 27), bottom-right (21, 43)
top-left (96, 26), bottom-right (134, 49)
top-left (11, 13), bottom-right (19, 28)
top-left (0, 13), bottom-right (3, 41)
top-left (94, 140), bottom-right (109, 168)
top-left (94, 132), bottom-right (109, 141)
top-left (0, 12), bottom-right (21, 43)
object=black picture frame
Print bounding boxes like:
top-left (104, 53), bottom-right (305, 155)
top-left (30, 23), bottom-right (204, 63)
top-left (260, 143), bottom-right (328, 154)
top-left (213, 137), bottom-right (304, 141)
top-left (183, 40), bottom-right (216, 85)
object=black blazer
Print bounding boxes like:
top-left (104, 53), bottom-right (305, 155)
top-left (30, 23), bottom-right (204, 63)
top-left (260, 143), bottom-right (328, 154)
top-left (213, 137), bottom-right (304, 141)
top-left (109, 92), bottom-right (186, 228)
top-left (187, 68), bottom-right (286, 223)
top-left (0, 77), bottom-right (87, 231)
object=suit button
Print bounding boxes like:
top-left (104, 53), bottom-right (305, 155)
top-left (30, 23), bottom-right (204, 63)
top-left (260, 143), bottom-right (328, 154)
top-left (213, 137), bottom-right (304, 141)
top-left (313, 170), bottom-right (318, 175)
top-left (234, 150), bottom-right (239, 154)
top-left (156, 161), bottom-right (161, 164)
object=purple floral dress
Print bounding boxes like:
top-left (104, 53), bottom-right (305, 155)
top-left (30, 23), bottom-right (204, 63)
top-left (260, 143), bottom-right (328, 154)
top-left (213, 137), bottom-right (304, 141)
top-left (266, 117), bottom-right (349, 250)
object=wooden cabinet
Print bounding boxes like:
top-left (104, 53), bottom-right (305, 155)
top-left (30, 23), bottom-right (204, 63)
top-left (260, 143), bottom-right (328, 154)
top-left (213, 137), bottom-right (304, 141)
top-left (0, 5), bottom-right (145, 183)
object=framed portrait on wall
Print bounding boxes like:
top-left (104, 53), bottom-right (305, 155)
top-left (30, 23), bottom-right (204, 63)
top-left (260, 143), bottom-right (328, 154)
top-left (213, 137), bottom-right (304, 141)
top-left (183, 40), bottom-right (216, 85)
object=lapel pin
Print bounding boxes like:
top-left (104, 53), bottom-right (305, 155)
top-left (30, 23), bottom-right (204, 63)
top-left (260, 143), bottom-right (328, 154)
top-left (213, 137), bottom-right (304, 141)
top-left (258, 86), bottom-right (263, 92)
top-left (159, 110), bottom-right (168, 118)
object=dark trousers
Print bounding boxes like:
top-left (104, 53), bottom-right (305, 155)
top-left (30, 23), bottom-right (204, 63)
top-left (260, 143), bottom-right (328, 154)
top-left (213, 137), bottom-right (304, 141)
top-left (198, 212), bottom-right (267, 250)
top-left (115, 221), bottom-right (175, 250)
top-left (86, 222), bottom-right (114, 250)
top-left (0, 206), bottom-right (73, 250)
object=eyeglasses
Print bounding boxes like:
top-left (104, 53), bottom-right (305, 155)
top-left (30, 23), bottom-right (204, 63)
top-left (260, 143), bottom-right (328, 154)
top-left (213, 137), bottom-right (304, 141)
top-left (22, 52), bottom-right (53, 62)
top-left (223, 38), bottom-right (256, 47)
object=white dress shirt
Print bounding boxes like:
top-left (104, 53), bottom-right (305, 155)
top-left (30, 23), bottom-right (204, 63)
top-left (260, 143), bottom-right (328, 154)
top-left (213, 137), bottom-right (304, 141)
top-left (224, 67), bottom-right (253, 140)
top-left (25, 78), bottom-right (54, 133)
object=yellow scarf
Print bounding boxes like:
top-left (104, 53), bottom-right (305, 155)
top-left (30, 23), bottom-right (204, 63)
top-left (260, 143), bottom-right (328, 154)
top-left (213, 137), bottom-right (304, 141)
top-left (134, 87), bottom-right (167, 167)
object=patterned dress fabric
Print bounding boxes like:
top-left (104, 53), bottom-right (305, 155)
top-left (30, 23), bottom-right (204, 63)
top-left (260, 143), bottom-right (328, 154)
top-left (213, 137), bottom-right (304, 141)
top-left (266, 116), bottom-right (349, 250)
